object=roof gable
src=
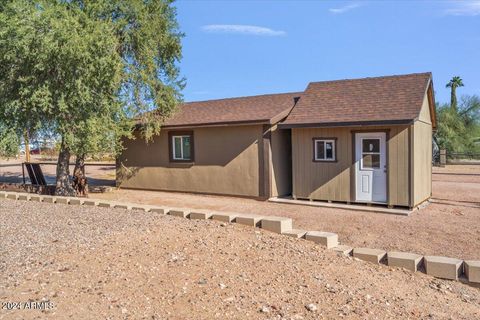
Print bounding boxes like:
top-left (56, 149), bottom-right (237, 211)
top-left (281, 73), bottom-right (433, 128)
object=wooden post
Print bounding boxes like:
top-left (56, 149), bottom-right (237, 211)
top-left (24, 130), bottom-right (31, 163)
top-left (439, 149), bottom-right (446, 167)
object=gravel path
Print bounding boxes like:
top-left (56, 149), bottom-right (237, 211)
top-left (1, 200), bottom-right (480, 319)
top-left (93, 165), bottom-right (480, 260)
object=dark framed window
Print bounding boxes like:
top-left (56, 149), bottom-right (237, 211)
top-left (313, 138), bottom-right (337, 162)
top-left (168, 131), bottom-right (194, 162)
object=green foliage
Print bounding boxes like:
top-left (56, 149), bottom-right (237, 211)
top-left (0, 0), bottom-right (125, 155)
top-left (0, 125), bottom-right (20, 158)
top-left (436, 95), bottom-right (480, 153)
top-left (71, 0), bottom-right (185, 141)
top-left (445, 76), bottom-right (464, 110)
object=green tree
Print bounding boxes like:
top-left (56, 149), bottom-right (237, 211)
top-left (0, 1), bottom-right (123, 195)
top-left (446, 76), bottom-right (464, 111)
top-left (70, 0), bottom-right (185, 179)
top-left (436, 95), bottom-right (480, 153)
top-left (0, 124), bottom-right (20, 158)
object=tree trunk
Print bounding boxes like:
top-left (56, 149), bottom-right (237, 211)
top-left (451, 86), bottom-right (457, 111)
top-left (55, 142), bottom-right (76, 196)
top-left (73, 153), bottom-right (86, 178)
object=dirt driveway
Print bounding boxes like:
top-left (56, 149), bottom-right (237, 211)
top-left (1, 200), bottom-right (479, 319)
top-left (93, 165), bottom-right (480, 260)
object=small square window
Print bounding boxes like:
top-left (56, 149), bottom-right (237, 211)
top-left (169, 131), bottom-right (194, 162)
top-left (314, 139), bottom-right (336, 161)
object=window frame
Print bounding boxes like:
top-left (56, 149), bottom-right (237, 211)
top-left (312, 137), bottom-right (337, 162)
top-left (360, 137), bottom-right (381, 170)
top-left (168, 131), bottom-right (194, 163)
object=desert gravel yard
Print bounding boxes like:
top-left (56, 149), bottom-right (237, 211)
top-left (1, 200), bottom-right (480, 319)
top-left (95, 165), bottom-right (480, 261)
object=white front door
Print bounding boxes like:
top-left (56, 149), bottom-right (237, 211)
top-left (355, 132), bottom-right (387, 203)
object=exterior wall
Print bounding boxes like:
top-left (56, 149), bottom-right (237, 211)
top-left (117, 125), bottom-right (264, 197)
top-left (412, 96), bottom-right (433, 206)
top-left (270, 126), bottom-right (292, 197)
top-left (292, 125), bottom-right (410, 206)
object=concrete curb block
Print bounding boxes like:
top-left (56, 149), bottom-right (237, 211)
top-left (424, 256), bottom-right (463, 281)
top-left (169, 208), bottom-right (191, 218)
top-left (387, 251), bottom-right (423, 272)
top-left (55, 197), bottom-right (70, 205)
top-left (42, 196), bottom-right (56, 203)
top-left (211, 212), bottom-right (238, 223)
top-left (190, 210), bottom-right (214, 220)
top-left (353, 248), bottom-right (387, 264)
top-left (464, 260), bottom-right (480, 284)
top-left (1, 191), bottom-right (479, 286)
top-left (305, 231), bottom-right (339, 249)
top-left (235, 214), bottom-right (264, 227)
top-left (261, 216), bottom-right (293, 234)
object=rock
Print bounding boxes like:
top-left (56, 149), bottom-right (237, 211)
top-left (219, 283), bottom-right (227, 289)
top-left (305, 303), bottom-right (318, 312)
top-left (198, 279), bottom-right (207, 285)
top-left (260, 306), bottom-right (270, 313)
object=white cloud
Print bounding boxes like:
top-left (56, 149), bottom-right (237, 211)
top-left (444, 0), bottom-right (480, 16)
top-left (329, 3), bottom-right (362, 14)
top-left (202, 24), bottom-right (286, 36)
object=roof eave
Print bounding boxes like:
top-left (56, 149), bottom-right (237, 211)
top-left (278, 119), bottom-right (414, 129)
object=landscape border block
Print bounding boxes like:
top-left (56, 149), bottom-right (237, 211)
top-left (98, 201), bottom-right (114, 208)
top-left (55, 197), bottom-right (70, 205)
top-left (131, 205), bottom-right (152, 212)
top-left (283, 229), bottom-right (308, 239)
top-left (190, 210), bottom-right (213, 220)
top-left (235, 214), bottom-right (264, 227)
top-left (353, 248), bottom-right (387, 264)
top-left (69, 198), bottom-right (84, 205)
top-left (424, 256), bottom-right (463, 281)
top-left (114, 203), bottom-right (132, 210)
top-left (18, 194), bottom-right (31, 201)
top-left (464, 260), bottom-right (480, 284)
top-left (0, 191), bottom-right (6, 199)
top-left (6, 192), bottom-right (19, 200)
top-left (261, 216), bottom-right (293, 234)
top-left (211, 212), bottom-right (238, 223)
top-left (83, 199), bottom-right (99, 206)
top-left (150, 207), bottom-right (170, 214)
top-left (169, 208), bottom-right (191, 218)
top-left (387, 251), bottom-right (423, 272)
top-left (305, 231), bottom-right (339, 249)
top-left (30, 195), bottom-right (43, 202)
top-left (42, 195), bottom-right (56, 203)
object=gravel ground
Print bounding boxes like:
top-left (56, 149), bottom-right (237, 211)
top-left (92, 165), bottom-right (480, 261)
top-left (1, 200), bottom-right (480, 319)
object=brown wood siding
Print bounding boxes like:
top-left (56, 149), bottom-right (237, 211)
top-left (117, 125), bottom-right (263, 197)
top-left (412, 120), bottom-right (432, 206)
top-left (270, 126), bottom-right (292, 197)
top-left (292, 126), bottom-right (410, 206)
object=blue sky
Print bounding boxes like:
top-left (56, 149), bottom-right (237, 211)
top-left (175, 0), bottom-right (479, 104)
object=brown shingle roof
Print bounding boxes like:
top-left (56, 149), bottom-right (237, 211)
top-left (162, 92), bottom-right (301, 128)
top-left (281, 72), bottom-right (433, 128)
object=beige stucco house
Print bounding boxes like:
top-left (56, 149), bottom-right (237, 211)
top-left (117, 72), bottom-right (436, 208)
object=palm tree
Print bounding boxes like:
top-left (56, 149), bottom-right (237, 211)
top-left (446, 76), bottom-right (464, 111)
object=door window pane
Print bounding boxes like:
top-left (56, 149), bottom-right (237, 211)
top-left (182, 136), bottom-right (191, 160)
top-left (362, 139), bottom-right (380, 153)
top-left (362, 154), bottom-right (380, 169)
